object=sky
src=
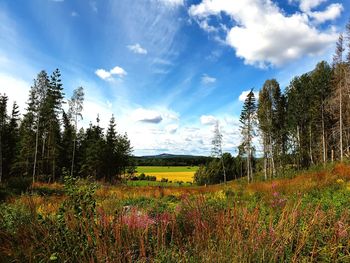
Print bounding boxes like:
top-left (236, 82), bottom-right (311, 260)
top-left (0, 0), bottom-right (349, 156)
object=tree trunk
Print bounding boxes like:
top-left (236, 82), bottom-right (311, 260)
top-left (309, 125), bottom-right (314, 165)
top-left (340, 81), bottom-right (343, 162)
top-left (71, 114), bottom-right (77, 177)
top-left (297, 125), bottom-right (301, 169)
top-left (33, 118), bottom-right (40, 184)
top-left (322, 105), bottom-right (326, 166)
top-left (269, 135), bottom-right (275, 177)
top-left (221, 156), bottom-right (226, 184)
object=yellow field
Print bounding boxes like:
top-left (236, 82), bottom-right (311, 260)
top-left (146, 171), bottom-right (195, 182)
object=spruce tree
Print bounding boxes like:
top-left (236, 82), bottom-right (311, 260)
top-left (239, 89), bottom-right (256, 183)
top-left (0, 94), bottom-right (8, 183)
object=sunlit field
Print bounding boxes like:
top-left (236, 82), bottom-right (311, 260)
top-left (136, 166), bottom-right (198, 182)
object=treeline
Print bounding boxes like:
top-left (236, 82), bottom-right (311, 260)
top-left (0, 69), bottom-right (132, 184)
top-left (196, 21), bottom-right (350, 185)
top-left (133, 155), bottom-right (213, 166)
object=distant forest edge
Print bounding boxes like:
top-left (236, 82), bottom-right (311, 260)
top-left (133, 154), bottom-right (213, 166)
top-left (1, 21), bottom-right (350, 186)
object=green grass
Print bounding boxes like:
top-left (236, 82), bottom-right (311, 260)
top-left (136, 166), bottom-right (198, 173)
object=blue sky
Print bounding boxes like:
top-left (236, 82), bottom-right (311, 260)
top-left (1, 0), bottom-right (349, 156)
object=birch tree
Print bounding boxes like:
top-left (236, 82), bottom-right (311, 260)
top-left (212, 120), bottom-right (226, 183)
top-left (68, 87), bottom-right (84, 176)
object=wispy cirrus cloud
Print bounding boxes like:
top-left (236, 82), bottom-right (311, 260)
top-left (127, 43), bottom-right (148, 55)
top-left (201, 74), bottom-right (216, 85)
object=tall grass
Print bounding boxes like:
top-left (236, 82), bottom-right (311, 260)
top-left (0, 164), bottom-right (350, 262)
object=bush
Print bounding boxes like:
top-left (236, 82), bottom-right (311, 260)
top-left (146, 175), bottom-right (156, 181)
top-left (161, 178), bottom-right (168, 183)
top-left (138, 173), bottom-right (146, 180)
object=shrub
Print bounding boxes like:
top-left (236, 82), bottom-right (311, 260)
top-left (138, 173), bottom-right (146, 180)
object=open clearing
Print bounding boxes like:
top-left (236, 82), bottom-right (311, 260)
top-left (136, 166), bottom-right (198, 182)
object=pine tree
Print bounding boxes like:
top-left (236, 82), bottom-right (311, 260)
top-left (0, 94), bottom-right (8, 183)
top-left (240, 89), bottom-right (256, 183)
top-left (42, 69), bottom-right (65, 181)
top-left (32, 71), bottom-right (50, 183)
top-left (80, 116), bottom-right (105, 179)
top-left (104, 115), bottom-right (118, 182)
top-left (16, 88), bottom-right (37, 177)
top-left (3, 102), bottom-right (20, 179)
top-left (60, 110), bottom-right (74, 176)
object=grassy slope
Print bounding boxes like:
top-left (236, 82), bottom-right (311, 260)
top-left (1, 163), bottom-right (350, 262)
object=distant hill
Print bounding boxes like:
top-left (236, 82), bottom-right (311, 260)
top-left (133, 153), bottom-right (212, 166)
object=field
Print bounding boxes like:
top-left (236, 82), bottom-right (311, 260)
top-left (136, 166), bottom-right (198, 182)
top-left (1, 163), bottom-right (350, 262)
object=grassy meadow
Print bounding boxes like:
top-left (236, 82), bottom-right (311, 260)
top-left (136, 166), bottom-right (198, 183)
top-left (1, 163), bottom-right (350, 262)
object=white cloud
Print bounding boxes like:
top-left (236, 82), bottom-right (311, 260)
top-left (200, 115), bottom-right (217, 125)
top-left (127, 43), bottom-right (148, 55)
top-left (238, 90), bottom-right (259, 102)
top-left (201, 74), bottom-right (216, 85)
top-left (131, 108), bottom-right (163, 123)
top-left (309, 3), bottom-right (343, 24)
top-left (189, 0), bottom-right (340, 67)
top-left (71, 11), bottom-right (78, 17)
top-left (0, 73), bottom-right (30, 114)
top-left (95, 66), bottom-right (127, 81)
top-left (292, 0), bottom-right (327, 12)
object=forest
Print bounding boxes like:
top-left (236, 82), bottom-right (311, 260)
top-left (0, 69), bottom-right (133, 185)
top-left (194, 26), bottom-right (350, 185)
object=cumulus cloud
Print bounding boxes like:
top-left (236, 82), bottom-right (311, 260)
top-left (132, 108), bottom-right (163, 124)
top-left (238, 90), bottom-right (259, 102)
top-left (127, 43), bottom-right (148, 55)
top-left (292, 0), bottom-right (327, 12)
top-left (309, 3), bottom-right (343, 24)
top-left (201, 74), bottom-right (216, 85)
top-left (200, 115), bottom-right (217, 125)
top-left (95, 66), bottom-right (127, 80)
top-left (189, 0), bottom-right (341, 67)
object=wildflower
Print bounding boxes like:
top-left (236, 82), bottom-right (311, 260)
top-left (121, 208), bottom-right (155, 230)
top-left (336, 179), bottom-right (344, 184)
